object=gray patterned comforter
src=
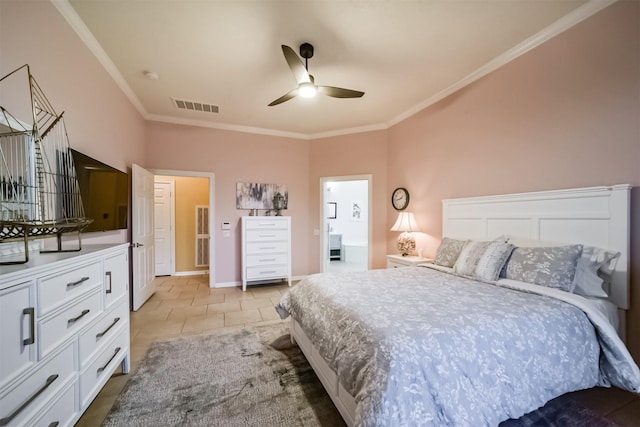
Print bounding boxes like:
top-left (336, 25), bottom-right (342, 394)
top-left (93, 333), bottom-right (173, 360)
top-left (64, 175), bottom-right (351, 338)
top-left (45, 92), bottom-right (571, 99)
top-left (277, 266), bottom-right (640, 426)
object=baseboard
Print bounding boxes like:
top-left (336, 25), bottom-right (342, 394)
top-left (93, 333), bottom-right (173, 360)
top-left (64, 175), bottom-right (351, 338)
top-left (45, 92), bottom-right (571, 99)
top-left (213, 281), bottom-right (239, 288)
top-left (213, 275), bottom-right (306, 289)
top-left (174, 270), bottom-right (209, 277)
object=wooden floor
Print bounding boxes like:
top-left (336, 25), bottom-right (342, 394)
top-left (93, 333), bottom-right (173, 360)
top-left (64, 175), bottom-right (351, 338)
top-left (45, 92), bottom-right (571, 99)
top-left (76, 275), bottom-right (640, 426)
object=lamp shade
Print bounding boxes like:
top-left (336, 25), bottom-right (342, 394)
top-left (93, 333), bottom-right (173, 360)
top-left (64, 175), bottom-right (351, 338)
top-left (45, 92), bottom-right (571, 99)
top-left (390, 212), bottom-right (419, 232)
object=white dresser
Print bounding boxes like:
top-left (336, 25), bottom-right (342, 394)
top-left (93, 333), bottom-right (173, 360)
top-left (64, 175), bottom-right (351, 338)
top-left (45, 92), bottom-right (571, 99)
top-left (241, 216), bottom-right (291, 291)
top-left (0, 244), bottom-right (130, 427)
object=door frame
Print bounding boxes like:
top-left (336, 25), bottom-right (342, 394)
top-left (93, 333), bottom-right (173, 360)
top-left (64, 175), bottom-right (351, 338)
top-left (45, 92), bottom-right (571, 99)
top-left (151, 169), bottom-right (216, 289)
top-left (154, 178), bottom-right (176, 276)
top-left (319, 174), bottom-right (373, 273)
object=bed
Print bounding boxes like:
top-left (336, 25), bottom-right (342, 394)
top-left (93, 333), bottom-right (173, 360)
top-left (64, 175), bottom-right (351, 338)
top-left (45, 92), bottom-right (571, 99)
top-left (276, 185), bottom-right (640, 426)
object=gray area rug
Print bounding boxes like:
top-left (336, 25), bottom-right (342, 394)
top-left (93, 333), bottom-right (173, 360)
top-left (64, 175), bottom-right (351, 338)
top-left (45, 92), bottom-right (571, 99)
top-left (104, 322), bottom-right (619, 427)
top-left (102, 323), bottom-right (345, 427)
top-left (500, 393), bottom-right (620, 427)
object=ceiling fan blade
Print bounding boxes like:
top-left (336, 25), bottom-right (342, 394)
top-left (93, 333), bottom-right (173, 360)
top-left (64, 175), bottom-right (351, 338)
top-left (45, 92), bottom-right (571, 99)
top-left (268, 89), bottom-right (297, 106)
top-left (281, 45), bottom-right (310, 84)
top-left (318, 86), bottom-right (365, 99)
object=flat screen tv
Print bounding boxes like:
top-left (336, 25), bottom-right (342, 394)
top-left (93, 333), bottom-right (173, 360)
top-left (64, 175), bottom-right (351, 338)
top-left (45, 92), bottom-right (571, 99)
top-left (69, 148), bottom-right (129, 232)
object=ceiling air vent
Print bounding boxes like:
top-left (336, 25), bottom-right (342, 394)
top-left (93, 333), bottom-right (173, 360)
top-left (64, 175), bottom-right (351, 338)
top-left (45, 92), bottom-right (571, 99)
top-left (172, 98), bottom-right (219, 114)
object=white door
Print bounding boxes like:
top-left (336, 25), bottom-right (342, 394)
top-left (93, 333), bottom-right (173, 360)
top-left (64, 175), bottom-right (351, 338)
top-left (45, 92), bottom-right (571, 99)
top-left (132, 164), bottom-right (156, 311)
top-left (154, 179), bottom-right (174, 276)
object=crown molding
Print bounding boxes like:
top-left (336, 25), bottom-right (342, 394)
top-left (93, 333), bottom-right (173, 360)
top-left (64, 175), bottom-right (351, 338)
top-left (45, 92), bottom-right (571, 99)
top-left (144, 114), bottom-right (309, 140)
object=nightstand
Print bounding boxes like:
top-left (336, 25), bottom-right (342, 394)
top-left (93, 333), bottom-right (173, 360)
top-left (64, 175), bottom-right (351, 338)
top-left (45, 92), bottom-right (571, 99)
top-left (386, 254), bottom-right (431, 268)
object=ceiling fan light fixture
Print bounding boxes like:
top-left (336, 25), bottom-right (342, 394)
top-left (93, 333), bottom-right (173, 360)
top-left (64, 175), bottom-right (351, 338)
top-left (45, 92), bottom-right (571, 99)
top-left (268, 44), bottom-right (364, 106)
top-left (298, 82), bottom-right (317, 98)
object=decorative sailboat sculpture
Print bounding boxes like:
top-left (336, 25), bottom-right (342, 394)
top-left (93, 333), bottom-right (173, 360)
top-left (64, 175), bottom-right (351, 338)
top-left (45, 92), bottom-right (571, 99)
top-left (0, 64), bottom-right (91, 264)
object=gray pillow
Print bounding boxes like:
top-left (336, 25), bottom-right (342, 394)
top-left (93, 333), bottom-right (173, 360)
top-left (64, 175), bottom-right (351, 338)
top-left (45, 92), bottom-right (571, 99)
top-left (504, 245), bottom-right (584, 292)
top-left (475, 242), bottom-right (515, 282)
top-left (572, 246), bottom-right (620, 297)
top-left (434, 237), bottom-right (467, 267)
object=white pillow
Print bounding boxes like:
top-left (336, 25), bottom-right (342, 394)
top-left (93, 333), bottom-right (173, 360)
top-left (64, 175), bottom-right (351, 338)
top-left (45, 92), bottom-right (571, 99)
top-left (454, 241), bottom-right (490, 276)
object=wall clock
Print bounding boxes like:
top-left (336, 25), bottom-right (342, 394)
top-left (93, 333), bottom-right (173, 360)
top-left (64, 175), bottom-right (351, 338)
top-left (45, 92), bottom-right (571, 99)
top-left (391, 187), bottom-right (410, 210)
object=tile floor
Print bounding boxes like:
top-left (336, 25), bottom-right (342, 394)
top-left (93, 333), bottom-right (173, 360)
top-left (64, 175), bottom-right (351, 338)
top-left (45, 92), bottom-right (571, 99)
top-left (76, 275), bottom-right (640, 426)
top-left (76, 275), bottom-right (290, 426)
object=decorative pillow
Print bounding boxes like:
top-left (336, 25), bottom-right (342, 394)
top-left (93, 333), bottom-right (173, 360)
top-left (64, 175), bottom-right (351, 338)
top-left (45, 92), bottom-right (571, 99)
top-left (583, 246), bottom-right (620, 280)
top-left (492, 235), bottom-right (509, 244)
top-left (474, 242), bottom-right (515, 282)
top-left (572, 246), bottom-right (620, 297)
top-left (504, 245), bottom-right (583, 292)
top-left (572, 258), bottom-right (607, 297)
top-left (454, 241), bottom-right (491, 276)
top-left (434, 237), bottom-right (467, 267)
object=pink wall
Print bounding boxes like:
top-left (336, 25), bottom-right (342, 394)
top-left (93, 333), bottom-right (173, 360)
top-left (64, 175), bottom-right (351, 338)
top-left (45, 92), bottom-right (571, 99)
top-left (308, 130), bottom-right (389, 270)
top-left (0, 1), bottom-right (146, 172)
top-left (145, 121), bottom-right (310, 283)
top-left (0, 0), bottom-right (146, 245)
top-left (387, 1), bottom-right (640, 359)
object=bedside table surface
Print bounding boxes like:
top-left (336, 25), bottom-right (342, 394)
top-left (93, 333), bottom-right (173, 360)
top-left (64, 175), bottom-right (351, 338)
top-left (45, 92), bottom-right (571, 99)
top-left (386, 254), bottom-right (432, 268)
top-left (386, 254), bottom-right (429, 262)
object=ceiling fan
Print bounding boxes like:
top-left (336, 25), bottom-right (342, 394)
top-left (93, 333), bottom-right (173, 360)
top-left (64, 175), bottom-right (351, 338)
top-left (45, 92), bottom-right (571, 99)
top-left (268, 43), bottom-right (365, 106)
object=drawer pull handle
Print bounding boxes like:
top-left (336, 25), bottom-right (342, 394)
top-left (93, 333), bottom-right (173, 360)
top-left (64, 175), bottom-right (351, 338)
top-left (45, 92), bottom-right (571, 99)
top-left (0, 374), bottom-right (58, 426)
top-left (105, 271), bottom-right (112, 294)
top-left (259, 247), bottom-right (275, 250)
top-left (48, 423), bottom-right (59, 427)
top-left (259, 258), bottom-right (276, 262)
top-left (258, 234), bottom-right (276, 238)
top-left (96, 317), bottom-right (121, 340)
top-left (98, 347), bottom-right (121, 374)
top-left (260, 270), bottom-right (277, 274)
top-left (66, 276), bottom-right (90, 288)
top-left (68, 309), bottom-right (90, 325)
top-left (23, 307), bottom-right (35, 346)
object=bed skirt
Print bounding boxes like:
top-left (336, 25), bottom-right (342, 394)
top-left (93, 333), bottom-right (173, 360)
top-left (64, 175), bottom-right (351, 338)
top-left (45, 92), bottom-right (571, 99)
top-left (291, 319), bottom-right (356, 426)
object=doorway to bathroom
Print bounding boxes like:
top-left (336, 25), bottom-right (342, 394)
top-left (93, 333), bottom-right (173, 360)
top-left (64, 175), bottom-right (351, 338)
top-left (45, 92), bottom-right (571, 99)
top-left (320, 175), bottom-right (371, 273)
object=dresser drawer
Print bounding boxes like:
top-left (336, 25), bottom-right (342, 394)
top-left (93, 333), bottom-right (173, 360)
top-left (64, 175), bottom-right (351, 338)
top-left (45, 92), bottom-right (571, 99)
top-left (246, 265), bottom-right (288, 281)
top-left (245, 253), bottom-right (288, 267)
top-left (245, 229), bottom-right (288, 242)
top-left (0, 342), bottom-right (75, 427)
top-left (79, 328), bottom-right (129, 409)
top-left (27, 379), bottom-right (77, 427)
top-left (103, 251), bottom-right (128, 310)
top-left (245, 241), bottom-right (288, 255)
top-left (39, 291), bottom-right (102, 359)
top-left (79, 301), bottom-right (129, 369)
top-left (243, 218), bottom-right (289, 230)
top-left (38, 260), bottom-right (102, 316)
top-left (0, 281), bottom-right (36, 390)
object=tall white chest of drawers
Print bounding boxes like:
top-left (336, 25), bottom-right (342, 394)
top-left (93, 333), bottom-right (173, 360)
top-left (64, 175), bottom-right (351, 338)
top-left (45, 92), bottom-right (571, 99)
top-left (0, 244), bottom-right (130, 427)
top-left (241, 216), bottom-right (291, 291)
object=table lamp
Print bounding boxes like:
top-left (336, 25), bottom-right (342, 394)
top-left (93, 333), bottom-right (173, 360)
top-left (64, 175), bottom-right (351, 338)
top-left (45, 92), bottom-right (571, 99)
top-left (391, 211), bottom-right (419, 256)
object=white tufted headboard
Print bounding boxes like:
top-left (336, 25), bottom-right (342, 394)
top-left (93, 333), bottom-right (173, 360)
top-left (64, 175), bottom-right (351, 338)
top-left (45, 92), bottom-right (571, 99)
top-left (442, 185), bottom-right (631, 311)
